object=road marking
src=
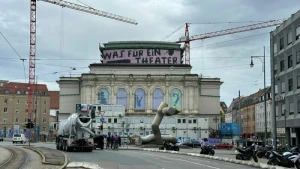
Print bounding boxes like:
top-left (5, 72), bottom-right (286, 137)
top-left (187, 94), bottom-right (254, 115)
top-left (142, 152), bottom-right (220, 169)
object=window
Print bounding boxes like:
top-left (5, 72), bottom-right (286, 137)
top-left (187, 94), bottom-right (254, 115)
top-left (281, 103), bottom-right (286, 116)
top-left (43, 109), bottom-right (46, 114)
top-left (298, 100), bottom-right (300, 114)
top-left (25, 91), bottom-right (28, 94)
top-left (275, 85), bottom-right (278, 94)
top-left (34, 91), bottom-right (39, 95)
top-left (280, 60), bottom-right (284, 72)
top-left (44, 101), bottom-right (46, 104)
top-left (16, 108), bottom-right (19, 113)
top-left (287, 31), bottom-right (292, 45)
top-left (25, 118), bottom-right (27, 123)
top-left (193, 119), bottom-right (197, 123)
top-left (288, 55), bottom-right (293, 68)
top-left (108, 118), bottom-right (111, 123)
top-left (4, 108), bottom-right (8, 113)
top-left (25, 109), bottom-right (28, 113)
top-left (182, 119), bottom-right (186, 123)
top-left (35, 100), bottom-right (37, 105)
top-left (288, 78), bottom-right (293, 91)
top-left (16, 100), bottom-right (20, 104)
top-left (42, 118), bottom-right (46, 123)
top-left (4, 99), bottom-right (8, 104)
top-left (274, 63), bottom-right (277, 75)
top-left (188, 119), bottom-right (192, 123)
top-left (177, 119), bottom-right (181, 123)
top-left (3, 118), bottom-right (7, 123)
top-left (281, 81), bottom-right (285, 93)
top-left (114, 118), bottom-right (117, 123)
top-left (43, 127), bottom-right (46, 132)
top-left (296, 26), bottom-right (300, 40)
top-left (274, 42), bottom-right (277, 53)
top-left (289, 102), bottom-right (294, 115)
top-left (16, 90), bottom-right (21, 94)
top-left (15, 118), bottom-right (19, 123)
top-left (298, 76), bottom-right (300, 89)
top-left (4, 89), bottom-right (9, 94)
top-left (297, 51), bottom-right (300, 64)
top-left (280, 37), bottom-right (284, 50)
top-left (42, 91), bottom-right (47, 96)
top-left (26, 100), bottom-right (28, 104)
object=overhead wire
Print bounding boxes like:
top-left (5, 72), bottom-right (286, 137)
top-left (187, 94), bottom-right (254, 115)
top-left (0, 31), bottom-right (27, 83)
top-left (189, 20), bottom-right (285, 24)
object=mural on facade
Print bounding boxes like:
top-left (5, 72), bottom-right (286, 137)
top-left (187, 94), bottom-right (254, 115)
top-left (98, 88), bottom-right (109, 104)
top-left (134, 88), bottom-right (145, 110)
top-left (152, 88), bottom-right (164, 110)
top-left (116, 88), bottom-right (127, 108)
top-left (170, 88), bottom-right (182, 110)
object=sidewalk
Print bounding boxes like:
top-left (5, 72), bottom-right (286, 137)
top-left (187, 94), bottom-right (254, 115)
top-left (24, 146), bottom-right (67, 166)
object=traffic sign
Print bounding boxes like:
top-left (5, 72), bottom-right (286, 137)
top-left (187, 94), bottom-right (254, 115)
top-left (76, 104), bottom-right (81, 111)
top-left (100, 118), bottom-right (105, 122)
top-left (126, 128), bottom-right (129, 132)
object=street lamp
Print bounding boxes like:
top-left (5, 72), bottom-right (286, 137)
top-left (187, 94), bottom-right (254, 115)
top-left (250, 46), bottom-right (267, 146)
top-left (284, 109), bottom-right (288, 148)
top-left (70, 67), bottom-right (76, 77)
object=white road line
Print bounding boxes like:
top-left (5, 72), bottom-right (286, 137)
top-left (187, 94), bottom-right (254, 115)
top-left (142, 152), bottom-right (220, 169)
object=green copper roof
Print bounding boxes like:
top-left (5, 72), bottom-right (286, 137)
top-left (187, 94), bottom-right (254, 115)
top-left (99, 41), bottom-right (183, 52)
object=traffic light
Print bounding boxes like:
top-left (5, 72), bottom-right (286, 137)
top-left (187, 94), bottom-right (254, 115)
top-left (99, 123), bottom-right (103, 130)
top-left (91, 108), bottom-right (96, 119)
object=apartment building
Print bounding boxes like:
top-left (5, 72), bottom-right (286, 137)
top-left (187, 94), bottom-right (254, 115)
top-left (0, 81), bottom-right (50, 137)
top-left (270, 9), bottom-right (300, 147)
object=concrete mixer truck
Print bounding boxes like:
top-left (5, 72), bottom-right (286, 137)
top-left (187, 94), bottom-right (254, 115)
top-left (56, 112), bottom-right (95, 152)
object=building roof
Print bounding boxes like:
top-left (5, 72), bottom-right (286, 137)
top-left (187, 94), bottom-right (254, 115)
top-left (220, 102), bottom-right (228, 113)
top-left (1, 82), bottom-right (48, 95)
top-left (48, 91), bottom-right (59, 109)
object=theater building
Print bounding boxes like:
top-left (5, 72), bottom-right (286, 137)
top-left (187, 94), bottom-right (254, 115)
top-left (57, 41), bottom-right (223, 138)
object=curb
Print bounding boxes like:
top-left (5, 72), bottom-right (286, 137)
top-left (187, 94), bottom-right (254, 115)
top-left (23, 146), bottom-right (68, 168)
top-left (141, 149), bottom-right (285, 169)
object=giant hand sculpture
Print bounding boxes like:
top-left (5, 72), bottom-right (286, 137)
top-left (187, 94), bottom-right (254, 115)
top-left (139, 101), bottom-right (180, 145)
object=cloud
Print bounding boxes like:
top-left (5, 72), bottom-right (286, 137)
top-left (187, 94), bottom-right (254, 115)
top-left (0, 0), bottom-right (299, 107)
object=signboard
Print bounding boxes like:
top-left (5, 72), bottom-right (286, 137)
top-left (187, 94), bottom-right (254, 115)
top-left (76, 104), bottom-right (81, 111)
top-left (126, 128), bottom-right (129, 132)
top-left (218, 123), bottom-right (241, 136)
top-left (100, 118), bottom-right (105, 122)
top-left (102, 49), bottom-right (181, 65)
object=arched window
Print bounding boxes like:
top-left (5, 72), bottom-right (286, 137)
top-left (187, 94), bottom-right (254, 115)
top-left (98, 88), bottom-right (110, 104)
top-left (134, 88), bottom-right (145, 110)
top-left (116, 88), bottom-right (128, 108)
top-left (152, 88), bottom-right (164, 110)
top-left (170, 88), bottom-right (182, 110)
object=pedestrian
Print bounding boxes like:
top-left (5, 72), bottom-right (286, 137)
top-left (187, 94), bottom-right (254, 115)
top-left (110, 135), bottom-right (114, 149)
top-left (104, 136), bottom-right (107, 149)
top-left (113, 135), bottom-right (119, 150)
top-left (99, 135), bottom-right (104, 150)
top-left (106, 135), bottom-right (110, 149)
top-left (118, 135), bottom-right (121, 147)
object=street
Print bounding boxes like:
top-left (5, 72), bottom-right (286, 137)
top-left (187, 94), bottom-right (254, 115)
top-left (65, 149), bottom-right (258, 169)
top-left (0, 141), bottom-right (262, 169)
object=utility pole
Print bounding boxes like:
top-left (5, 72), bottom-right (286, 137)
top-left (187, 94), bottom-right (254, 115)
top-left (239, 90), bottom-right (242, 135)
top-left (263, 46), bottom-right (267, 147)
top-left (270, 34), bottom-right (277, 149)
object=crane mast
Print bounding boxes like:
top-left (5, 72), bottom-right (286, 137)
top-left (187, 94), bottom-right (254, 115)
top-left (176, 19), bottom-right (285, 65)
top-left (27, 0), bottom-right (137, 121)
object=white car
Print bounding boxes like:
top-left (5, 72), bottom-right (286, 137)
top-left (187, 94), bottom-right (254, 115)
top-left (12, 134), bottom-right (26, 144)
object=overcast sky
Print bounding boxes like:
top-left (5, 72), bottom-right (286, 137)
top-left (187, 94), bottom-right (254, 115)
top-left (1, 0), bottom-right (299, 106)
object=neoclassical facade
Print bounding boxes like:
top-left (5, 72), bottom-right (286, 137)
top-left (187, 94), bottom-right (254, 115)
top-left (57, 41), bottom-right (223, 132)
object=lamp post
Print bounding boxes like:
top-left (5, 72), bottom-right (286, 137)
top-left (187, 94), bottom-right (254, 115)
top-left (284, 109), bottom-right (288, 148)
top-left (250, 46), bottom-right (267, 146)
top-left (70, 67), bottom-right (76, 77)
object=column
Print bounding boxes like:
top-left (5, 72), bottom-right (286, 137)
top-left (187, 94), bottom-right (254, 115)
top-left (285, 127), bottom-right (291, 147)
top-left (296, 128), bottom-right (300, 148)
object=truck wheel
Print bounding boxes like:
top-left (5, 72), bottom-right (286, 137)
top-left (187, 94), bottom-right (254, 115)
top-left (66, 146), bottom-right (72, 152)
top-left (56, 143), bottom-right (59, 150)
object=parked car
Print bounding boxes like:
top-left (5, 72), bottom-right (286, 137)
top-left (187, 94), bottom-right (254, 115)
top-left (12, 134), bottom-right (26, 144)
top-left (214, 143), bottom-right (233, 149)
top-left (0, 136), bottom-right (3, 142)
top-left (182, 140), bottom-right (201, 148)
